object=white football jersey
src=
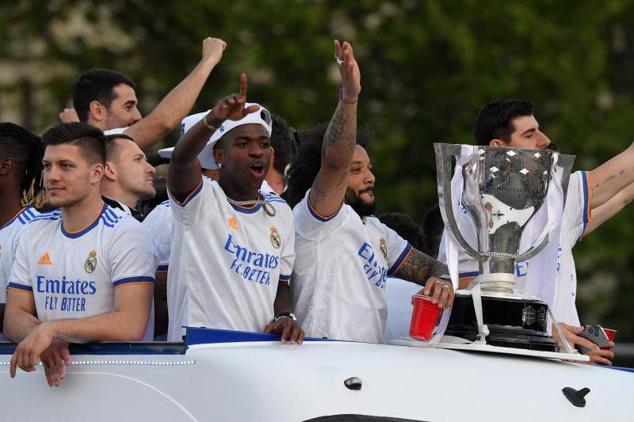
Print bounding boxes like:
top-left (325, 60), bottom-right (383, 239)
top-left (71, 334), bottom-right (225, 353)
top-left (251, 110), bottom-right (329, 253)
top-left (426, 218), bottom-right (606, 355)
top-left (292, 191), bottom-right (411, 343)
top-left (438, 170), bottom-right (590, 325)
top-left (0, 206), bottom-right (41, 340)
top-left (166, 178), bottom-right (295, 341)
top-left (8, 204), bottom-right (155, 322)
top-left (142, 200), bottom-right (172, 272)
top-left (1, 206), bottom-right (40, 304)
top-left (144, 180), bottom-right (276, 274)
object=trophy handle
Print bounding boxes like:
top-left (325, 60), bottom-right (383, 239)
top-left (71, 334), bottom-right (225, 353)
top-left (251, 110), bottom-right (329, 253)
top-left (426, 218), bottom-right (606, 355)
top-left (556, 153), bottom-right (575, 209)
top-left (434, 143), bottom-right (484, 261)
top-left (516, 153), bottom-right (576, 262)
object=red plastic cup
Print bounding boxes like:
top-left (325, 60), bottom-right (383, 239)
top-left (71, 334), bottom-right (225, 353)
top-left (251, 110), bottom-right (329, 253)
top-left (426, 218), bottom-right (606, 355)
top-left (409, 294), bottom-right (442, 341)
top-left (602, 328), bottom-right (617, 350)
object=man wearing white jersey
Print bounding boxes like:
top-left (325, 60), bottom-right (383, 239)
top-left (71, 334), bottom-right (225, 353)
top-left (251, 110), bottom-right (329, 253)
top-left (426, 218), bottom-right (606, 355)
top-left (4, 123), bottom-right (155, 386)
top-left (285, 41), bottom-right (454, 344)
top-left (0, 123), bottom-right (44, 340)
top-left (439, 99), bottom-right (634, 364)
top-left (63, 37), bottom-right (227, 150)
top-left (166, 74), bottom-right (302, 343)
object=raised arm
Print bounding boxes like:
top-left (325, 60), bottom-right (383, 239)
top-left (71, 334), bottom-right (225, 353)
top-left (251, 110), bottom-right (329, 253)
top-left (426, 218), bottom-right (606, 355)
top-left (167, 74), bottom-right (259, 202)
top-left (587, 141), bottom-right (634, 209)
top-left (309, 40), bottom-right (361, 217)
top-left (125, 37), bottom-right (227, 150)
top-left (584, 181), bottom-right (634, 236)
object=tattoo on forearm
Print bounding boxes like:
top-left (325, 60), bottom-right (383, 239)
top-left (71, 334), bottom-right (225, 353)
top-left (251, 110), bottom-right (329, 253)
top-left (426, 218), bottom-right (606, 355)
top-left (394, 249), bottom-right (448, 286)
top-left (324, 105), bottom-right (345, 149)
top-left (322, 104), bottom-right (355, 153)
top-left (602, 174), bottom-right (616, 185)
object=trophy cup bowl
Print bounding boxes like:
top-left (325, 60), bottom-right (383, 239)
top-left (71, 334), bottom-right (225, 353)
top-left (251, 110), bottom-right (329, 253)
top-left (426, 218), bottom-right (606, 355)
top-left (434, 143), bottom-right (575, 351)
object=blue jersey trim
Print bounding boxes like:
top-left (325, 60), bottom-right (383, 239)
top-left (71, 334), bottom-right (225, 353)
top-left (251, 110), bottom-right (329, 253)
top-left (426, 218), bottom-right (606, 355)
top-left (175, 181), bottom-right (204, 207)
top-left (459, 271), bottom-right (480, 278)
top-left (157, 264), bottom-right (169, 272)
top-left (230, 202), bottom-right (262, 214)
top-left (61, 203), bottom-right (106, 238)
top-left (307, 199), bottom-right (341, 222)
top-left (28, 209), bottom-right (61, 223)
top-left (100, 207), bottom-right (123, 228)
top-left (7, 282), bottom-right (33, 292)
top-left (581, 171), bottom-right (590, 232)
top-left (279, 274), bottom-right (291, 281)
top-left (113, 276), bottom-right (156, 287)
top-left (388, 242), bottom-right (413, 275)
top-left (2, 206), bottom-right (36, 229)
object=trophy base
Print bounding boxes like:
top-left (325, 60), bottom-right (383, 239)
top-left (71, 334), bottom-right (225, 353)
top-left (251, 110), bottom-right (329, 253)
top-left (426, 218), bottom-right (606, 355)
top-left (446, 291), bottom-right (560, 352)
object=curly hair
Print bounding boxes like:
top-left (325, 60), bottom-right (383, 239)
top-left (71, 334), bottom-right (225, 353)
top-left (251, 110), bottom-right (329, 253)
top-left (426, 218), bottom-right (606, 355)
top-left (284, 123), bottom-right (371, 208)
top-left (0, 122), bottom-right (44, 207)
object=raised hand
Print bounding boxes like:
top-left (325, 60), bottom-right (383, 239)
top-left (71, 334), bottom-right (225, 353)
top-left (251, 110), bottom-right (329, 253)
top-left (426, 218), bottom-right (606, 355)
top-left (201, 37), bottom-right (227, 67)
top-left (209, 73), bottom-right (260, 124)
top-left (334, 40), bottom-right (361, 101)
top-left (58, 108), bottom-right (79, 123)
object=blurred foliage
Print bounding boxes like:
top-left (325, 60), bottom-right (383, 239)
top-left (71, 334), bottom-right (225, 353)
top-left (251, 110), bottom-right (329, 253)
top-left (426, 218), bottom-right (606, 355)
top-left (1, 0), bottom-right (632, 362)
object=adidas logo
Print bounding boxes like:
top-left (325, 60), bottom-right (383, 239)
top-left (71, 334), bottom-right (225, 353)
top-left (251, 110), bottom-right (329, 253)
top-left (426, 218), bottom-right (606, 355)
top-left (38, 252), bottom-right (52, 265)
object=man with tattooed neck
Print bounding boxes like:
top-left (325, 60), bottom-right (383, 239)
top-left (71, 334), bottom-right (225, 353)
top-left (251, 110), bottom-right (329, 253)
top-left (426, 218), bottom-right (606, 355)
top-left (166, 74), bottom-right (302, 344)
top-left (286, 40), bottom-right (454, 344)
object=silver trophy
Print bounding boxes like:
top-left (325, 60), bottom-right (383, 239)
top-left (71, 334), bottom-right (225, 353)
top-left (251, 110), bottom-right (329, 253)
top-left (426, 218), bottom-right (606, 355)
top-left (434, 143), bottom-right (575, 351)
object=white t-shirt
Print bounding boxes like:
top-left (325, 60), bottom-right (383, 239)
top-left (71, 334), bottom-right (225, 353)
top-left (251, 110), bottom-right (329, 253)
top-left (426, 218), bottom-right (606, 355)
top-left (292, 192), bottom-right (411, 343)
top-left (166, 178), bottom-right (295, 341)
top-left (142, 200), bottom-right (172, 272)
top-left (8, 204), bottom-right (155, 323)
top-left (438, 170), bottom-right (590, 325)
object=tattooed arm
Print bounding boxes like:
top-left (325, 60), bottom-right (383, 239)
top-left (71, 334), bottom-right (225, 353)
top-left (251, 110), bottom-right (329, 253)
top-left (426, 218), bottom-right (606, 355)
top-left (393, 248), bottom-right (454, 309)
top-left (587, 141), bottom-right (634, 209)
top-left (309, 40), bottom-right (362, 217)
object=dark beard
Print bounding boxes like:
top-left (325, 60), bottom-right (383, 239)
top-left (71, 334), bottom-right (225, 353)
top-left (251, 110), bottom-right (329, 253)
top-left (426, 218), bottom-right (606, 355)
top-left (345, 188), bottom-right (376, 218)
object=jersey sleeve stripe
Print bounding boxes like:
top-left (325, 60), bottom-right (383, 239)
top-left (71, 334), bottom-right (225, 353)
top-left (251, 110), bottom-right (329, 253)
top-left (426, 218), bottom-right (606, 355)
top-left (459, 271), bottom-right (480, 278)
top-left (388, 243), bottom-right (413, 275)
top-left (113, 276), bottom-right (156, 287)
top-left (157, 264), bottom-right (169, 272)
top-left (7, 283), bottom-right (33, 292)
top-left (307, 199), bottom-right (342, 222)
top-left (279, 274), bottom-right (291, 281)
top-left (581, 171), bottom-right (591, 226)
top-left (174, 180), bottom-right (204, 207)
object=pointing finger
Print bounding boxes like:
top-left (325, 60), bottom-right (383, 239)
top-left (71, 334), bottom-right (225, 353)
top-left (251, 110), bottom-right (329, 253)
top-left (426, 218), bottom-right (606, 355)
top-left (239, 73), bottom-right (248, 100)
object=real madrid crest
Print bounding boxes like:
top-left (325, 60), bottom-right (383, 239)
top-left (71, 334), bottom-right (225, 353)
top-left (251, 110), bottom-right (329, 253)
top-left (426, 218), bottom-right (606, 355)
top-left (380, 238), bottom-right (388, 258)
top-left (84, 250), bottom-right (97, 273)
top-left (270, 226), bottom-right (281, 249)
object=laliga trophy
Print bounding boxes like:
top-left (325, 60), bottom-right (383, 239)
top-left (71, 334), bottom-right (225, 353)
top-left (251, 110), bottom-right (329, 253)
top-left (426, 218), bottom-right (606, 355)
top-left (434, 143), bottom-right (575, 351)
